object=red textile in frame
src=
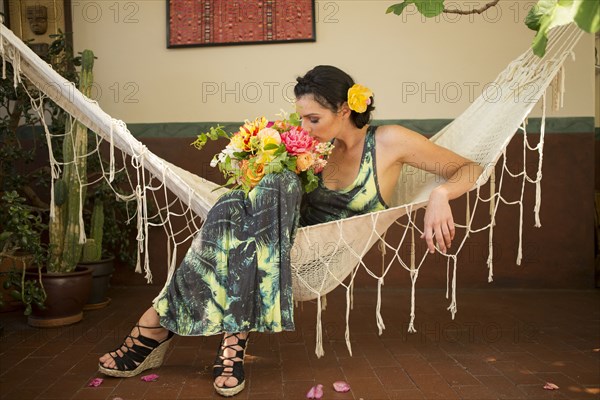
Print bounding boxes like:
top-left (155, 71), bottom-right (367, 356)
top-left (168, 0), bottom-right (315, 48)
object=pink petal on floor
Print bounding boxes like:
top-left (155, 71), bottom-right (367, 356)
top-left (140, 373), bottom-right (159, 382)
top-left (87, 378), bottom-right (103, 387)
top-left (333, 381), bottom-right (351, 392)
top-left (306, 384), bottom-right (324, 399)
top-left (543, 382), bottom-right (559, 390)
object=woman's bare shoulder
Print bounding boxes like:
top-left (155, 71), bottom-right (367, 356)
top-left (374, 124), bottom-right (428, 153)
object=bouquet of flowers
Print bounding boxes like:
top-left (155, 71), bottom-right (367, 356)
top-left (192, 112), bottom-right (334, 194)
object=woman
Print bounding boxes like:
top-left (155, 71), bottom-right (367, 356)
top-left (98, 65), bottom-right (482, 397)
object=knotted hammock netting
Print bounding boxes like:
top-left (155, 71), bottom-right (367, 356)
top-left (0, 22), bottom-right (583, 356)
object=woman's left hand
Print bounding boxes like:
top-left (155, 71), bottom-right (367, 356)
top-left (420, 187), bottom-right (455, 254)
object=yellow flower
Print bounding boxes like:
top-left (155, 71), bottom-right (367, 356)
top-left (347, 84), bottom-right (373, 113)
top-left (258, 128), bottom-right (281, 147)
top-left (296, 152), bottom-right (314, 172)
top-left (231, 130), bottom-right (250, 151)
top-left (256, 128), bottom-right (281, 163)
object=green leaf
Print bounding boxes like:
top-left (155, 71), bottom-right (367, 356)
top-left (414, 0), bottom-right (444, 17)
top-left (303, 170), bottom-right (319, 193)
top-left (191, 125), bottom-right (229, 150)
top-left (525, 0), bottom-right (557, 30)
top-left (233, 151), bottom-right (249, 158)
top-left (387, 0), bottom-right (443, 18)
top-left (573, 0), bottom-right (600, 33)
top-left (386, 1), bottom-right (413, 15)
top-left (529, 0), bottom-right (578, 56)
top-left (288, 112), bottom-right (301, 127)
top-left (263, 143), bottom-right (279, 151)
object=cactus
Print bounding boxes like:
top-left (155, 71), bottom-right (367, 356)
top-left (80, 198), bottom-right (104, 262)
top-left (48, 50), bottom-right (97, 273)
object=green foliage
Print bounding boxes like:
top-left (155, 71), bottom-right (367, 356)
top-left (3, 268), bottom-right (46, 316)
top-left (525, 0), bottom-right (599, 56)
top-left (0, 191), bottom-right (48, 314)
top-left (386, 0), bottom-right (599, 57)
top-left (191, 125), bottom-right (230, 150)
top-left (387, 0), bottom-right (444, 18)
top-left (0, 191), bottom-right (47, 265)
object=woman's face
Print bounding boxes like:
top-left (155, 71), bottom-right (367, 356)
top-left (295, 95), bottom-right (343, 142)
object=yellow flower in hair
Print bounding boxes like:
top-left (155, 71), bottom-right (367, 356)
top-left (347, 84), bottom-right (373, 113)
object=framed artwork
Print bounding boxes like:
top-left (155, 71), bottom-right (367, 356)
top-left (2, 0), bottom-right (73, 59)
top-left (167, 0), bottom-right (315, 48)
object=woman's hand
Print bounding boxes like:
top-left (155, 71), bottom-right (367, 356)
top-left (420, 187), bottom-right (455, 254)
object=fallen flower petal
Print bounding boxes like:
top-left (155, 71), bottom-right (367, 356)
top-left (87, 378), bottom-right (103, 387)
top-left (306, 384), bottom-right (324, 399)
top-left (333, 381), bottom-right (351, 392)
top-left (141, 374), bottom-right (159, 382)
top-left (543, 382), bottom-right (559, 390)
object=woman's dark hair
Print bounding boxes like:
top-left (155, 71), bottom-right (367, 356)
top-left (294, 65), bottom-right (374, 129)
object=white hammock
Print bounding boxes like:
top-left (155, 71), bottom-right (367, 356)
top-left (0, 22), bottom-right (583, 357)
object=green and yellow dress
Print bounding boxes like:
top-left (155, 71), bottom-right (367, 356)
top-left (153, 125), bottom-right (387, 336)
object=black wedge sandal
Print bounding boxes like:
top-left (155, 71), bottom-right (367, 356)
top-left (213, 332), bottom-right (249, 397)
top-left (98, 324), bottom-right (174, 378)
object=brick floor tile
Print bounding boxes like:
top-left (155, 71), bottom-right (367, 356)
top-left (282, 380), bottom-right (316, 399)
top-left (374, 366), bottom-right (415, 391)
top-left (477, 374), bottom-right (528, 399)
top-left (248, 369), bottom-right (282, 392)
top-left (387, 389), bottom-right (426, 399)
top-left (0, 287), bottom-right (598, 400)
top-left (70, 387), bottom-right (115, 400)
top-left (345, 376), bottom-right (389, 399)
top-left (281, 362), bottom-right (314, 382)
top-left (178, 377), bottom-right (219, 399)
top-left (37, 375), bottom-right (89, 399)
top-left (430, 360), bottom-right (481, 386)
top-left (452, 384), bottom-right (500, 399)
top-left (338, 356), bottom-right (375, 379)
top-left (393, 354), bottom-right (436, 376)
top-left (1, 385), bottom-right (47, 400)
top-left (409, 373), bottom-right (460, 399)
top-left (516, 384), bottom-right (569, 399)
top-left (491, 360), bottom-right (543, 385)
top-left (109, 379), bottom-right (152, 400)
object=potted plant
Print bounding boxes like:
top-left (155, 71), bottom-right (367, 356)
top-left (78, 193), bottom-right (115, 310)
top-left (0, 191), bottom-right (48, 315)
top-left (3, 33), bottom-right (138, 325)
top-left (22, 48), bottom-right (98, 327)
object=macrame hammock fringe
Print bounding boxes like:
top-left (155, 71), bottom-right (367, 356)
top-left (0, 22), bottom-right (583, 357)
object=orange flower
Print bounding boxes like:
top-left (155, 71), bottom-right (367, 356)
top-left (296, 152), bottom-right (314, 173)
top-left (245, 162), bottom-right (265, 188)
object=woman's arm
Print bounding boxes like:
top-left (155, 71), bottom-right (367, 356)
top-left (379, 125), bottom-right (483, 253)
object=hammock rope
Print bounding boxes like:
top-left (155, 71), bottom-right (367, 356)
top-left (0, 22), bottom-right (583, 357)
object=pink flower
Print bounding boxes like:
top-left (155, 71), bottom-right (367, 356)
top-left (281, 126), bottom-right (316, 156)
top-left (312, 158), bottom-right (327, 174)
top-left (333, 381), bottom-right (351, 392)
top-left (543, 382), bottom-right (559, 390)
top-left (140, 374), bottom-right (159, 382)
top-left (306, 384), bottom-right (323, 399)
top-left (87, 378), bottom-right (103, 387)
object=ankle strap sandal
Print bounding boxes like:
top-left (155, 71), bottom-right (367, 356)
top-left (98, 324), bottom-right (174, 378)
top-left (213, 332), bottom-right (249, 397)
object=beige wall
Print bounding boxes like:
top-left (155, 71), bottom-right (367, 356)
top-left (71, 0), bottom-right (594, 124)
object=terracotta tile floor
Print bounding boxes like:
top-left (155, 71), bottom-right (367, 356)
top-left (1, 286), bottom-right (599, 400)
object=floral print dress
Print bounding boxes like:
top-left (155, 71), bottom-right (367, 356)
top-left (153, 170), bottom-right (302, 335)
